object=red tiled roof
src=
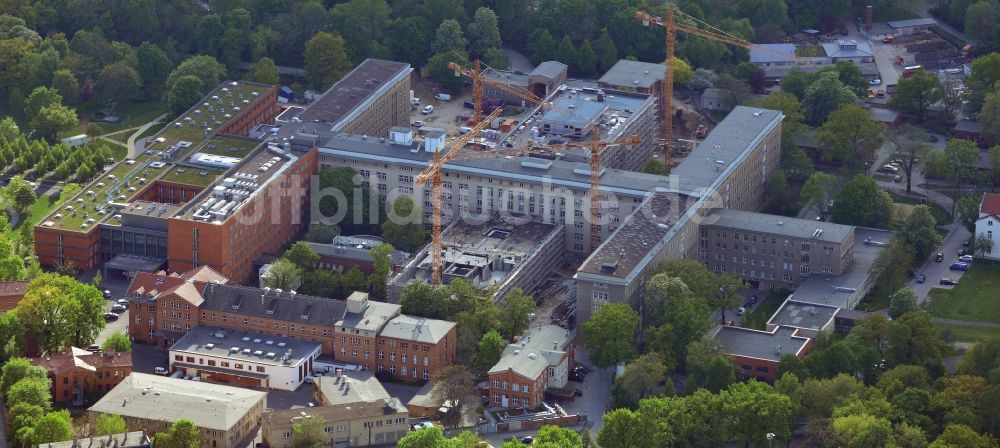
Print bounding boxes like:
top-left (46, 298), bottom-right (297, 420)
top-left (982, 193), bottom-right (1000, 215)
top-left (179, 266), bottom-right (229, 284)
top-left (28, 347), bottom-right (133, 375)
top-left (0, 280), bottom-right (28, 297)
top-left (126, 273), bottom-right (187, 298)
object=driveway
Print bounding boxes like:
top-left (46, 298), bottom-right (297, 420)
top-left (907, 224), bottom-right (971, 303)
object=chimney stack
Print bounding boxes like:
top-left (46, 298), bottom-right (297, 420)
top-left (866, 5), bottom-right (873, 32)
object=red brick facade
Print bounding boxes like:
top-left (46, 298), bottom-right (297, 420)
top-left (0, 281), bottom-right (28, 313)
top-left (488, 370), bottom-right (546, 409)
top-left (29, 348), bottom-right (133, 406)
top-left (136, 181), bottom-right (206, 205)
top-left (375, 329), bottom-right (457, 382)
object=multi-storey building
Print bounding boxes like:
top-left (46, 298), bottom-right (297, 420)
top-left (486, 325), bottom-right (575, 409)
top-left (36, 59), bottom-right (412, 285)
top-left (126, 270), bottom-right (455, 382)
top-left (574, 107), bottom-right (783, 323)
top-left (88, 373), bottom-right (266, 448)
top-left (262, 400), bottom-right (408, 448)
top-left (976, 192), bottom-right (1000, 260)
top-left (29, 347), bottom-right (133, 407)
top-left (699, 209), bottom-right (856, 290)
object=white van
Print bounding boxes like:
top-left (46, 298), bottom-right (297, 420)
top-left (154, 367), bottom-right (168, 375)
top-left (459, 126), bottom-right (473, 135)
top-left (434, 93), bottom-right (451, 101)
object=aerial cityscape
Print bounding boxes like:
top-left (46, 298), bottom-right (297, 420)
top-left (1, 1), bottom-right (1000, 447)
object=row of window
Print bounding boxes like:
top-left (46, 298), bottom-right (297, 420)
top-left (491, 379), bottom-right (531, 393)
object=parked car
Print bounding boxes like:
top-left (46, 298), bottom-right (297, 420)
top-left (307, 402), bottom-right (316, 407)
top-left (111, 304), bottom-right (127, 313)
top-left (410, 97), bottom-right (420, 106)
top-left (737, 306), bottom-right (747, 315)
top-left (950, 262), bottom-right (969, 271)
top-left (154, 367), bottom-right (169, 375)
top-left (117, 298), bottom-right (129, 305)
top-left (695, 124), bottom-right (708, 138)
top-left (959, 255), bottom-right (974, 263)
top-left (963, 240), bottom-right (971, 247)
top-left (103, 312), bottom-right (119, 322)
top-left (893, 175), bottom-right (903, 183)
top-left (870, 78), bottom-right (882, 85)
top-left (940, 278), bottom-right (958, 285)
top-left (916, 274), bottom-right (927, 284)
top-left (958, 248), bottom-right (967, 256)
top-left (569, 371), bottom-right (585, 382)
top-left (520, 436), bottom-right (534, 445)
top-left (935, 253), bottom-right (944, 262)
top-left (87, 344), bottom-right (100, 352)
top-left (305, 376), bottom-right (315, 384)
top-left (412, 120), bottom-right (425, 127)
top-left (103, 289), bottom-right (112, 299)
top-left (421, 105), bottom-right (434, 114)
top-left (878, 165), bottom-right (899, 174)
top-left (412, 422), bottom-right (434, 430)
top-left (434, 93), bottom-right (452, 101)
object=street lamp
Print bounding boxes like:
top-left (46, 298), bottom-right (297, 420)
top-left (766, 432), bottom-right (775, 448)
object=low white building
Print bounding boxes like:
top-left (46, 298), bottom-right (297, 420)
top-left (169, 326), bottom-right (321, 391)
top-left (976, 193), bottom-right (1000, 260)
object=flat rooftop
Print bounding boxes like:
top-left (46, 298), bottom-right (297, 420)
top-left (503, 85), bottom-right (654, 148)
top-left (790, 228), bottom-right (893, 307)
top-left (263, 399), bottom-right (405, 428)
top-left (715, 326), bottom-right (810, 362)
top-left (40, 81), bottom-right (273, 233)
top-left (309, 133), bottom-right (664, 197)
top-left (170, 326), bottom-right (321, 366)
top-left (297, 59), bottom-right (411, 129)
top-left (398, 214), bottom-right (562, 288)
top-left (767, 299), bottom-right (839, 331)
top-left (671, 106), bottom-right (784, 195)
top-left (88, 373), bottom-right (266, 431)
top-left (701, 209), bottom-right (854, 243)
top-left (336, 298), bottom-right (400, 334)
top-left (119, 200), bottom-right (182, 219)
top-left (579, 190), bottom-right (687, 279)
top-left (379, 314), bottom-right (455, 345)
top-left (43, 432), bottom-right (150, 448)
top-left (599, 59), bottom-right (666, 89)
top-left (315, 371), bottom-right (392, 406)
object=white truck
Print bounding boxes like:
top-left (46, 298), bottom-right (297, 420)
top-left (434, 93), bottom-right (452, 101)
top-left (61, 134), bottom-right (90, 148)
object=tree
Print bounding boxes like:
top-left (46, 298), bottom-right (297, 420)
top-left (614, 352), bottom-right (668, 408)
top-left (498, 288), bottom-right (533, 340)
top-left (467, 7), bottom-right (501, 57)
top-left (975, 233), bottom-right (994, 260)
top-left (803, 71), bottom-right (857, 126)
top-left (136, 42), bottom-right (172, 94)
top-left (50, 69), bottom-right (79, 105)
top-left (0, 313), bottom-right (25, 361)
top-left (966, 52), bottom-right (1000, 115)
top-left (942, 139), bottom-right (981, 217)
top-left (671, 57), bottom-right (693, 86)
top-left (31, 410), bottom-right (72, 446)
top-left (765, 170), bottom-right (798, 216)
top-left (398, 427), bottom-right (446, 448)
top-left (582, 303), bottom-right (639, 368)
top-left (7, 376), bottom-right (52, 410)
top-left (831, 413), bottom-right (894, 448)
top-left (291, 415), bottom-right (325, 448)
top-left (830, 175), bottom-right (895, 229)
top-left (4, 175), bottom-right (37, 215)
top-left (93, 414), bottom-right (127, 436)
top-left (400, 281), bottom-right (451, 319)
top-left (303, 223), bottom-right (339, 243)
top-left (432, 19), bottom-right (468, 55)
top-left (719, 381), bottom-right (792, 447)
top-left (929, 424), bottom-right (997, 448)
top-left (575, 40), bottom-right (597, 77)
top-left (979, 84), bottom-right (1000, 144)
top-left (535, 425), bottom-right (583, 447)
top-left (167, 75), bottom-right (204, 115)
top-left (1, 357), bottom-right (48, 396)
top-left (24, 86), bottom-right (62, 122)
top-left (304, 32), bottom-right (353, 90)
top-left (817, 104), bottom-right (885, 172)
top-left (830, 61), bottom-right (869, 97)
top-left (643, 276), bottom-right (711, 370)
top-left (643, 158), bottom-right (666, 175)
top-left (284, 242), bottom-right (319, 271)
top-left (471, 330), bottom-right (505, 375)
top-left (194, 14), bottom-right (225, 56)
top-left (599, 407), bottom-right (672, 448)
top-left (898, 205), bottom-right (943, 261)
top-left (382, 196), bottom-right (426, 252)
top-left (482, 47), bottom-right (508, 70)
top-left (427, 50), bottom-right (469, 93)
top-left (888, 288), bottom-right (919, 320)
top-left (801, 172), bottom-right (838, 210)
top-left (154, 419), bottom-right (200, 448)
top-left (888, 125), bottom-right (932, 194)
top-left (262, 258), bottom-right (301, 291)
top-left (431, 365), bottom-right (477, 428)
top-left (251, 57), bottom-right (280, 85)
top-left (97, 61), bottom-right (142, 107)
top-left (556, 36), bottom-right (576, 69)
top-left (600, 40), bottom-right (619, 73)
top-left (165, 55), bottom-right (227, 93)
top-left (780, 68), bottom-right (816, 100)
top-left (15, 273), bottom-right (106, 353)
top-left (711, 273), bottom-right (744, 325)
top-left (891, 69), bottom-right (943, 122)
top-left (31, 104), bottom-right (77, 141)
top-left (101, 332), bottom-right (132, 352)
top-left (368, 243), bottom-right (393, 300)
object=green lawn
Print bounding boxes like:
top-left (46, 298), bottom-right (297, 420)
top-left (935, 323), bottom-right (1000, 343)
top-left (58, 100), bottom-right (168, 139)
top-left (926, 263), bottom-right (1000, 324)
top-left (199, 135), bottom-right (261, 158)
top-left (161, 166), bottom-right (225, 187)
top-left (796, 45), bottom-right (825, 57)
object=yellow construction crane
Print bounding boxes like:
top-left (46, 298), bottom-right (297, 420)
top-left (416, 107), bottom-right (505, 285)
top-left (448, 60), bottom-right (549, 124)
top-left (636, 6), bottom-right (793, 169)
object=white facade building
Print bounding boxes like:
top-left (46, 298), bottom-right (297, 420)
top-left (976, 193), bottom-right (1000, 260)
top-left (169, 326), bottom-right (321, 391)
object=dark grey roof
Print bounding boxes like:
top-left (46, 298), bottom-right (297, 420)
top-left (767, 300), bottom-right (839, 331)
top-left (701, 209), bottom-right (854, 243)
top-left (953, 119), bottom-right (980, 134)
top-left (579, 190), bottom-right (686, 278)
top-left (199, 283), bottom-right (347, 326)
top-left (715, 326), bottom-right (810, 362)
top-left (598, 60), bottom-right (666, 89)
top-left (888, 18), bottom-right (937, 28)
top-left (298, 59), bottom-right (411, 128)
top-left (41, 432), bottom-right (151, 448)
top-left (763, 63), bottom-right (879, 78)
top-left (530, 61), bottom-right (568, 79)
